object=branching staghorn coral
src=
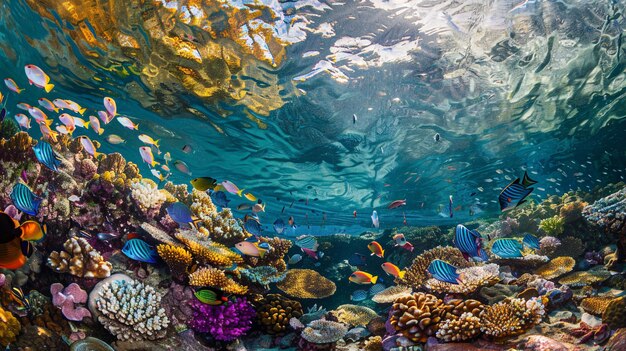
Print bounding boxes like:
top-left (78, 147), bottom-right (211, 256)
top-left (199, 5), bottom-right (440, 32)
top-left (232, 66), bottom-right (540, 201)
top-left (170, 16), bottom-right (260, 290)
top-left (47, 237), bottom-right (112, 278)
top-left (174, 231), bottom-right (243, 267)
top-left (188, 267), bottom-right (248, 295)
top-left (94, 278), bottom-right (169, 341)
top-left (424, 263), bottom-right (500, 294)
top-left (479, 297), bottom-right (544, 340)
top-left (157, 244), bottom-right (192, 280)
top-left (398, 246), bottom-right (473, 288)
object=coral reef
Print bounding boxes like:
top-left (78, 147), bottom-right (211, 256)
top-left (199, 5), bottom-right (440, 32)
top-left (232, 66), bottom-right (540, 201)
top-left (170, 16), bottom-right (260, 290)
top-left (94, 278), bottom-right (169, 341)
top-left (188, 297), bottom-right (255, 341)
top-left (580, 296), bottom-right (615, 315)
top-left (551, 236), bottom-right (585, 258)
top-left (583, 186), bottom-right (626, 268)
top-left (364, 335), bottom-right (383, 351)
top-left (251, 293), bottom-right (303, 335)
top-left (240, 265), bottom-right (286, 287)
top-left (371, 285), bottom-right (412, 304)
top-left (436, 312), bottom-right (481, 342)
top-left (189, 189), bottom-right (249, 246)
top-left (539, 216), bottom-right (565, 236)
top-left (161, 282), bottom-right (194, 330)
top-left (478, 297), bottom-right (544, 340)
top-left (50, 283), bottom-right (92, 321)
top-left (537, 236), bottom-right (561, 257)
top-left (129, 179), bottom-right (168, 220)
top-left (276, 269), bottom-right (336, 299)
top-left (174, 231), bottom-right (243, 267)
top-left (0, 305), bottom-right (20, 346)
top-left (188, 267), bottom-right (248, 295)
top-left (557, 266), bottom-right (611, 287)
top-left (389, 292), bottom-right (447, 343)
top-left (300, 319), bottom-right (348, 348)
top-left (333, 304), bottom-right (378, 327)
top-left (156, 244), bottom-right (192, 280)
top-left (602, 296), bottom-right (626, 330)
top-left (47, 237), bottom-right (112, 278)
top-left (398, 246), bottom-right (473, 288)
top-left (424, 264), bottom-right (500, 295)
top-left (535, 256), bottom-right (575, 279)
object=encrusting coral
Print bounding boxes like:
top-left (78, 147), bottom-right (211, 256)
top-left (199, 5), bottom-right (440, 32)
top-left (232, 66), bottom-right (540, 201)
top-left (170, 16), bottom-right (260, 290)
top-left (478, 297), bottom-right (544, 340)
top-left (602, 296), bottom-right (626, 330)
top-left (535, 256), bottom-right (575, 279)
top-left (47, 237), bottom-right (112, 278)
top-left (94, 278), bottom-right (170, 341)
top-left (276, 269), bottom-right (336, 299)
top-left (332, 304), bottom-right (378, 327)
top-left (251, 293), bottom-right (303, 335)
top-left (580, 296), bottom-right (616, 315)
top-left (557, 267), bottom-right (611, 287)
top-left (0, 305), bottom-right (20, 346)
top-left (188, 267), bottom-right (248, 295)
top-left (157, 244), bottom-right (192, 280)
top-left (424, 263), bottom-right (500, 294)
top-left (398, 246), bottom-right (473, 288)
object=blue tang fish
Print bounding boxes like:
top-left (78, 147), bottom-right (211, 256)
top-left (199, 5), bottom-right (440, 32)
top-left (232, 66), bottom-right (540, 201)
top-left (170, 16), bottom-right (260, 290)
top-left (33, 141), bottom-right (61, 172)
top-left (10, 183), bottom-right (42, 216)
top-left (491, 238), bottom-right (524, 258)
top-left (122, 238), bottom-right (158, 263)
top-left (350, 289), bottom-right (368, 301)
top-left (273, 218), bottom-right (285, 235)
top-left (522, 233), bottom-right (540, 250)
top-left (211, 191), bottom-right (230, 208)
top-left (454, 224), bottom-right (488, 261)
top-left (166, 202), bottom-right (193, 225)
top-left (427, 259), bottom-right (461, 285)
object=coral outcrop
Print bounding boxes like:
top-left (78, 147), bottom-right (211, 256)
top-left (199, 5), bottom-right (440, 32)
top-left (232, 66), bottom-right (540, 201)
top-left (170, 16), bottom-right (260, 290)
top-left (333, 304), bottom-right (378, 327)
top-left (276, 269), bottom-right (336, 299)
top-left (371, 285), bottom-right (412, 304)
top-left (478, 297), bottom-right (544, 340)
top-left (156, 244), bottom-right (192, 280)
top-left (583, 186), bottom-right (626, 268)
top-left (603, 296), bottom-right (626, 330)
top-left (535, 256), bottom-right (575, 279)
top-left (47, 237), bottom-right (112, 278)
top-left (398, 246), bottom-right (473, 288)
top-left (252, 293), bottom-right (303, 335)
top-left (188, 267), bottom-right (248, 295)
top-left (389, 292), bottom-right (447, 343)
top-left (424, 263), bottom-right (500, 294)
top-left (300, 319), bottom-right (348, 348)
top-left (94, 278), bottom-right (169, 341)
top-left (130, 179), bottom-right (168, 220)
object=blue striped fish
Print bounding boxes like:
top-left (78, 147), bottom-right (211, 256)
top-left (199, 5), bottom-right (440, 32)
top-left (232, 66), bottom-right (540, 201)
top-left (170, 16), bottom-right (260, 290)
top-left (122, 238), bottom-right (158, 263)
top-left (294, 235), bottom-right (318, 250)
top-left (523, 233), bottom-right (540, 250)
top-left (350, 289), bottom-right (368, 302)
top-left (454, 224), bottom-right (488, 261)
top-left (32, 141), bottom-right (61, 172)
top-left (428, 259), bottom-right (461, 284)
top-left (491, 238), bottom-right (524, 258)
top-left (522, 171), bottom-right (538, 187)
top-left (499, 177), bottom-right (534, 211)
top-left (10, 183), bottom-right (42, 216)
top-left (369, 283), bottom-right (386, 296)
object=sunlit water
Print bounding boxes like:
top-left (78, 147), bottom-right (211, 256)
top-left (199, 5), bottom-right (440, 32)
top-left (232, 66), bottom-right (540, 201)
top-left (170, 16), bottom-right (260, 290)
top-left (1, 0), bottom-right (625, 231)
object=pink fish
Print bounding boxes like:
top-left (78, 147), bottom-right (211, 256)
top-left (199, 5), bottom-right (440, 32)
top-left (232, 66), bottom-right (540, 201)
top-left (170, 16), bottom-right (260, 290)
top-left (301, 247), bottom-right (319, 260)
top-left (25, 64), bottom-right (54, 92)
top-left (98, 110), bottom-right (113, 124)
top-left (221, 180), bottom-right (244, 197)
top-left (387, 199), bottom-right (406, 209)
top-left (235, 241), bottom-right (266, 257)
top-left (4, 78), bottom-right (23, 94)
top-left (401, 242), bottom-right (414, 252)
top-left (103, 97), bottom-right (117, 117)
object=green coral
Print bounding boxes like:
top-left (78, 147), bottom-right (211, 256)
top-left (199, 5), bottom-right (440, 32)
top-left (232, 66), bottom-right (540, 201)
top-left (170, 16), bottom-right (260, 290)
top-left (0, 119), bottom-right (19, 139)
top-left (539, 216), bottom-right (565, 237)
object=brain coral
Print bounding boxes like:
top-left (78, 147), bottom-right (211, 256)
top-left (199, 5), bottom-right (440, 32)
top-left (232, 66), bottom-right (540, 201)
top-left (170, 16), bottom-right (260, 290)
top-left (398, 246), bottom-right (473, 288)
top-left (276, 269), bottom-right (336, 299)
top-left (535, 256), bottom-right (575, 279)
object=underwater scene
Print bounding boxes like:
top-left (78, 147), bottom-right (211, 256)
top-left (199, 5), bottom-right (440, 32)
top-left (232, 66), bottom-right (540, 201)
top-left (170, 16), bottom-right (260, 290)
top-left (2, 0), bottom-right (626, 350)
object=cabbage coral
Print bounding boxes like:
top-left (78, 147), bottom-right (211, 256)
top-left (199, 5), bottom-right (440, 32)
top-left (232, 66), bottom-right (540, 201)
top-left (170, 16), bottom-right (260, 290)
top-left (252, 293), bottom-right (303, 335)
top-left (539, 216), bottom-right (565, 237)
top-left (276, 269), bottom-right (336, 299)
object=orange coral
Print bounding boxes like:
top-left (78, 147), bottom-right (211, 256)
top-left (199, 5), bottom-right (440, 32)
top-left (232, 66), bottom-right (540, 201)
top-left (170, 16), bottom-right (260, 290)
top-left (157, 244), bottom-right (192, 279)
top-left (174, 232), bottom-right (243, 267)
top-left (188, 267), bottom-right (248, 295)
top-left (535, 256), bottom-right (575, 279)
top-left (275, 269), bottom-right (336, 299)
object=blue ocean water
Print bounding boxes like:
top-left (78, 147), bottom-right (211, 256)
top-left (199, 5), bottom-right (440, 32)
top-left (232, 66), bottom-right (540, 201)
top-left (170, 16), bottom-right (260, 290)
top-left (0, 0), bottom-right (625, 231)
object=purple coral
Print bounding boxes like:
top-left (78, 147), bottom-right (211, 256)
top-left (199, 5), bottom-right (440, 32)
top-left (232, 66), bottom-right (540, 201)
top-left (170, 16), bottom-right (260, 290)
top-left (50, 283), bottom-right (92, 321)
top-left (188, 297), bottom-right (255, 341)
top-left (584, 251), bottom-right (603, 266)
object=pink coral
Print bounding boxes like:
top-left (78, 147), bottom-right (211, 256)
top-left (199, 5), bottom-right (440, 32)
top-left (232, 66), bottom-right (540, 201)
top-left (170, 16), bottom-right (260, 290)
top-left (50, 283), bottom-right (92, 321)
top-left (3, 205), bottom-right (21, 221)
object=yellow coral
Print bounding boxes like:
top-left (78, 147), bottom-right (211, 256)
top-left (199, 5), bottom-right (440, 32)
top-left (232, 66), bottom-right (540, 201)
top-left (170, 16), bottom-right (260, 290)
top-left (275, 269), bottom-right (336, 299)
top-left (535, 256), bottom-right (575, 279)
top-left (47, 237), bottom-right (112, 278)
top-left (479, 298), bottom-right (544, 340)
top-left (157, 244), bottom-right (192, 278)
top-left (188, 267), bottom-right (248, 295)
top-left (581, 296), bottom-right (615, 315)
top-left (436, 312), bottom-right (481, 342)
top-left (364, 336), bottom-right (383, 351)
top-left (333, 304), bottom-right (378, 327)
top-left (557, 267), bottom-right (611, 287)
top-left (602, 296), bottom-right (626, 330)
top-left (0, 306), bottom-right (20, 346)
top-left (175, 232), bottom-right (243, 267)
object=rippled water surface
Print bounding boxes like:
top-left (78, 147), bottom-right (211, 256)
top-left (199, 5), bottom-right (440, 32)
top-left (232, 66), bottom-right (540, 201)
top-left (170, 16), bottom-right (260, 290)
top-left (1, 0), bottom-right (626, 229)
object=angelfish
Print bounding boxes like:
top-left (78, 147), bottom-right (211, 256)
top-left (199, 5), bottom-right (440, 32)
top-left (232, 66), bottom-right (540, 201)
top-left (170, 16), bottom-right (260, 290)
top-left (24, 64), bottom-right (54, 92)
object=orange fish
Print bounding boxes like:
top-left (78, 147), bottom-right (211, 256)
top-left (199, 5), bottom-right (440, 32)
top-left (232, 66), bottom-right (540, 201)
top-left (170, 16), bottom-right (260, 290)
top-left (348, 270), bottom-right (378, 284)
top-left (381, 262), bottom-right (406, 279)
top-left (367, 241), bottom-right (384, 258)
top-left (0, 212), bottom-right (45, 270)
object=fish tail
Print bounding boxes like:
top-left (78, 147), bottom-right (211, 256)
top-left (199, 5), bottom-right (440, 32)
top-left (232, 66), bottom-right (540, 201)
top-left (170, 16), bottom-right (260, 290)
top-left (94, 151), bottom-right (103, 159)
top-left (154, 140), bottom-right (160, 148)
top-left (44, 84), bottom-right (54, 93)
top-left (17, 88), bottom-right (24, 94)
top-left (44, 119), bottom-right (53, 126)
top-left (237, 189), bottom-right (245, 197)
top-left (381, 249), bottom-right (384, 258)
top-left (398, 270), bottom-right (406, 279)
top-left (78, 107), bottom-right (86, 115)
top-left (98, 128), bottom-right (105, 135)
top-left (371, 275), bottom-right (378, 284)
top-left (151, 160), bottom-right (159, 167)
top-left (134, 124), bottom-right (139, 130)
top-left (53, 107), bottom-right (59, 113)
top-left (258, 248), bottom-right (267, 258)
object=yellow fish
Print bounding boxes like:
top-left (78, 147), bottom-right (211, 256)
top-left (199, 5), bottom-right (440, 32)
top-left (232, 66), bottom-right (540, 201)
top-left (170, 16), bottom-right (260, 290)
top-left (138, 134), bottom-right (160, 148)
top-left (244, 193), bottom-right (257, 202)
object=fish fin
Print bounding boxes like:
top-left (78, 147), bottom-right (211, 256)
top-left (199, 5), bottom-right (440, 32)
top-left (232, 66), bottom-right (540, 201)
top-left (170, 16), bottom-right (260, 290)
top-left (94, 151), bottom-right (103, 159)
top-left (44, 84), bottom-right (54, 93)
top-left (258, 248), bottom-right (267, 258)
top-left (154, 140), bottom-right (160, 148)
top-left (398, 270), bottom-right (406, 279)
top-left (98, 128), bottom-right (105, 135)
top-left (516, 199), bottom-right (527, 207)
top-left (371, 275), bottom-right (378, 284)
top-left (17, 88), bottom-right (24, 94)
top-left (237, 189), bottom-right (245, 197)
top-left (53, 107), bottom-right (59, 113)
top-left (19, 221), bottom-right (44, 241)
top-left (522, 171), bottom-right (538, 187)
top-left (381, 249), bottom-right (384, 258)
top-left (134, 124), bottom-right (139, 130)
top-left (78, 107), bottom-right (86, 115)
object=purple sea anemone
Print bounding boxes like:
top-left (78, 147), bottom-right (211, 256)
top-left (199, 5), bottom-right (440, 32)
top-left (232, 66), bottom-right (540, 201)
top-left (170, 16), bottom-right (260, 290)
top-left (188, 297), bottom-right (255, 341)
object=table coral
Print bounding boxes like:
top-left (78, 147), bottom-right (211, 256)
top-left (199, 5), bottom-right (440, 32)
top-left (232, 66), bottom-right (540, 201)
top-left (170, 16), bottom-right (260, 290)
top-left (276, 269), bottom-right (336, 299)
top-left (558, 267), bottom-right (611, 287)
top-left (130, 179), bottom-right (168, 220)
top-left (397, 246), bottom-right (473, 288)
top-left (174, 232), bottom-right (243, 267)
top-left (188, 267), bottom-right (248, 295)
top-left (94, 278), bottom-right (169, 341)
top-left (47, 237), bottom-right (112, 278)
top-left (252, 293), bottom-right (303, 335)
top-left (50, 282), bottom-right (92, 321)
top-left (332, 304), bottom-right (378, 327)
top-left (371, 285), bottom-right (412, 303)
top-left (0, 305), bottom-right (20, 346)
top-left (188, 297), bottom-right (255, 341)
top-left (157, 244), bottom-right (192, 280)
top-left (535, 256), bottom-right (575, 279)
top-left (389, 292), bottom-right (447, 343)
top-left (424, 263), bottom-right (500, 294)
top-left (478, 297), bottom-right (544, 340)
